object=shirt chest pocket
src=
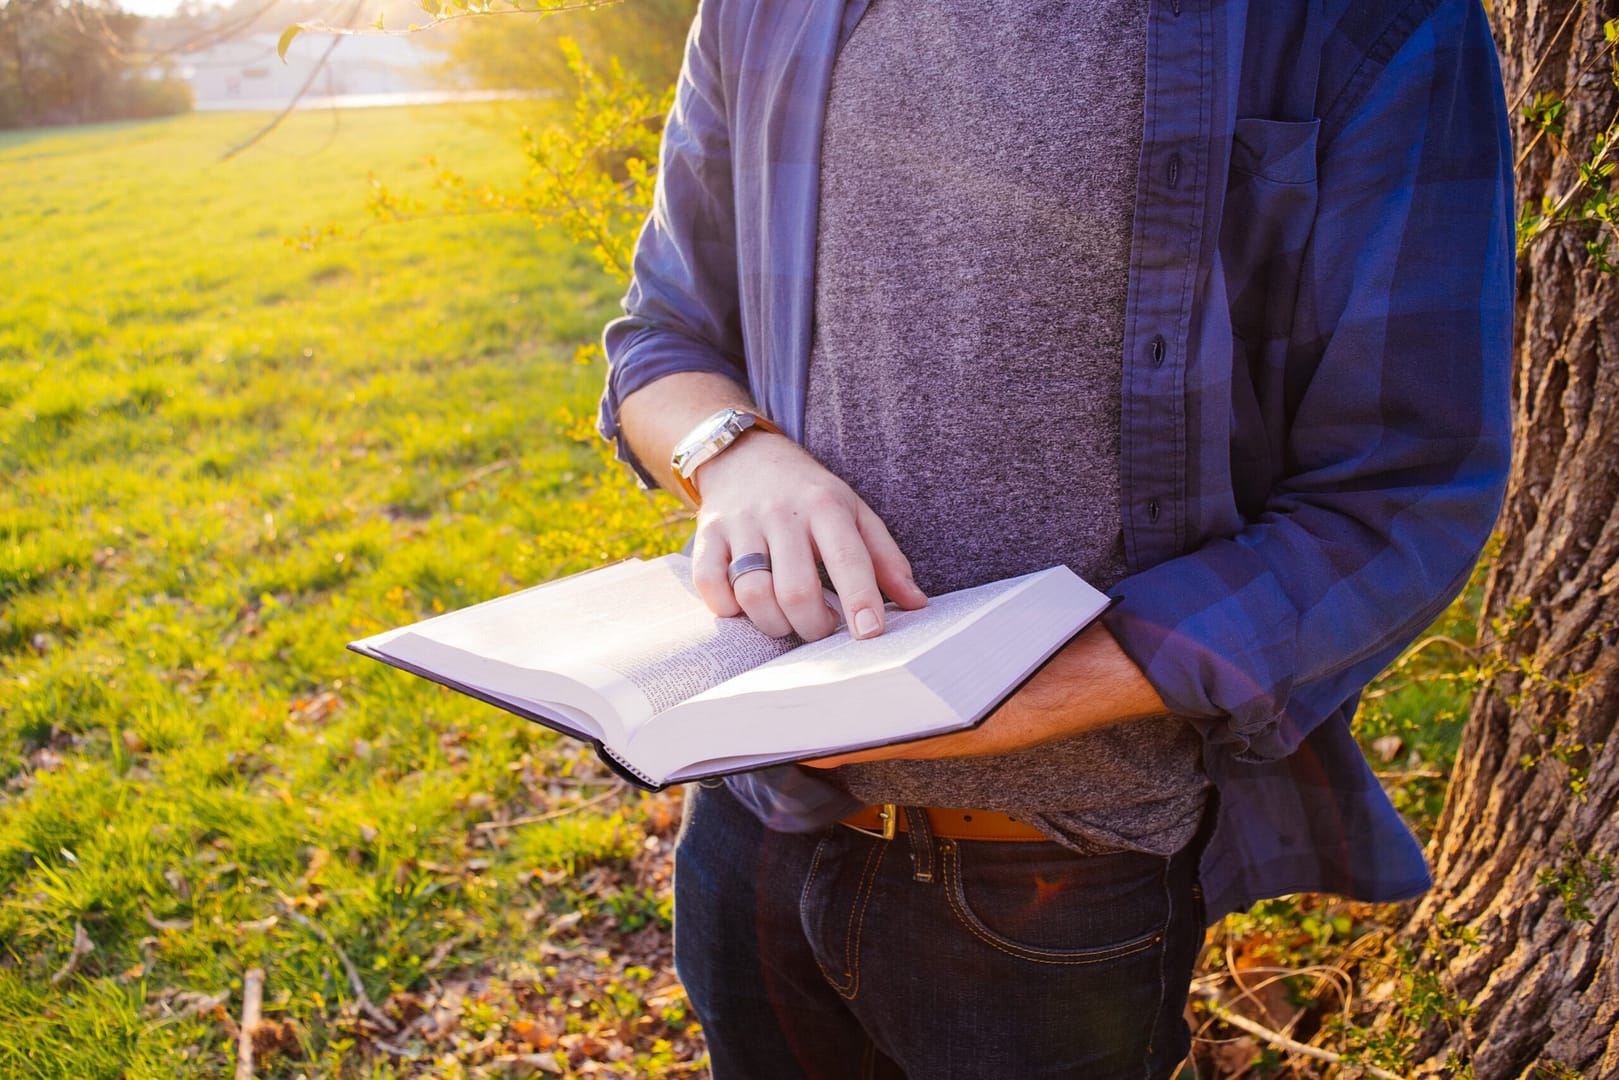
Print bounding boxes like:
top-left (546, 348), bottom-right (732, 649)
top-left (1221, 117), bottom-right (1321, 516)
top-left (1220, 117), bottom-right (1321, 342)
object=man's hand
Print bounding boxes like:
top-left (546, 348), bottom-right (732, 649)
top-left (619, 375), bottom-right (1168, 758)
top-left (691, 431), bottom-right (928, 641)
top-left (617, 371), bottom-right (928, 642)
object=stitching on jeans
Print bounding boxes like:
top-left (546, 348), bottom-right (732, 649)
top-left (808, 837), bottom-right (886, 999)
top-left (941, 842), bottom-right (1163, 966)
top-left (801, 836), bottom-right (836, 985)
top-left (1142, 851), bottom-right (1176, 1077)
top-left (831, 841), bottom-right (871, 987)
top-left (824, 839), bottom-right (885, 999)
top-left (801, 836), bottom-right (829, 912)
top-left (838, 840), bottom-right (887, 999)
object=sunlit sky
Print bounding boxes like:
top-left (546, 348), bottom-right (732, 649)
top-left (121, 0), bottom-right (219, 17)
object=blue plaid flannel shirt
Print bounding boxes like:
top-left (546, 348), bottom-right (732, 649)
top-left (598, 0), bottom-right (1515, 919)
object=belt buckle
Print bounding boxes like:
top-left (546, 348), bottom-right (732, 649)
top-left (846, 803), bottom-right (898, 840)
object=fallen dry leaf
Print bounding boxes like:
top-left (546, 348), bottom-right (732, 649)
top-left (1372, 734), bottom-right (1404, 763)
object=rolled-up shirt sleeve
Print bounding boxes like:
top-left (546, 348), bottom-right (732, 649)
top-left (598, 0), bottom-right (747, 487)
top-left (1103, 0), bottom-right (1515, 762)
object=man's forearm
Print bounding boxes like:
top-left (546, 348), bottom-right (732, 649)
top-left (617, 371), bottom-right (759, 504)
top-left (801, 621), bottom-right (1169, 767)
top-left (986, 622), bottom-right (1170, 746)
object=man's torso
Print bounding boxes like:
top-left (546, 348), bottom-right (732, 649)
top-left (803, 0), bottom-right (1207, 856)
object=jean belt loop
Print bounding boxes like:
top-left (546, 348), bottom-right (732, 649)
top-left (902, 806), bottom-right (936, 884)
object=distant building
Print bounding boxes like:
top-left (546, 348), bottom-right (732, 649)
top-left (178, 31), bottom-right (444, 111)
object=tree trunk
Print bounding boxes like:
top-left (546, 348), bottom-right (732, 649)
top-left (1403, 3), bottom-right (1619, 1076)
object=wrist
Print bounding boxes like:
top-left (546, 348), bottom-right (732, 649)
top-left (691, 427), bottom-right (794, 501)
top-left (670, 407), bottom-right (783, 505)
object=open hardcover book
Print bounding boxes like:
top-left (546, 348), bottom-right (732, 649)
top-left (349, 554), bottom-right (1112, 790)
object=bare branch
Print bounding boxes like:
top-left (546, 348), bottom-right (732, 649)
top-left (48, 922), bottom-right (95, 988)
top-left (275, 901), bottom-right (398, 1033)
top-left (139, 0), bottom-right (283, 66)
top-left (219, 0), bottom-right (363, 163)
top-left (1508, 0), bottom-right (1585, 113)
top-left (474, 781), bottom-right (625, 831)
top-left (234, 967), bottom-right (264, 1080)
top-left (1191, 987), bottom-right (1404, 1080)
top-left (293, 0), bottom-right (621, 39)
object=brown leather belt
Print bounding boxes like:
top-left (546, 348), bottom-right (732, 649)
top-left (840, 803), bottom-right (1049, 842)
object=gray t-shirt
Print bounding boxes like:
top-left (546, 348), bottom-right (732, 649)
top-left (804, 0), bottom-right (1208, 855)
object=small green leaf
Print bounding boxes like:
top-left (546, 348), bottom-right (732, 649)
top-left (276, 24), bottom-right (304, 62)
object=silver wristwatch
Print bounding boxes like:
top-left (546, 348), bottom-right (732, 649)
top-left (669, 407), bottom-right (783, 503)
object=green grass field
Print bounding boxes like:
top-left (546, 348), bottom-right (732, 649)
top-left (0, 104), bottom-right (1482, 1078)
top-left (1, 106), bottom-right (693, 1078)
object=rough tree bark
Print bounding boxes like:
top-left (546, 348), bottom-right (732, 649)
top-left (1403, 3), bottom-right (1619, 1076)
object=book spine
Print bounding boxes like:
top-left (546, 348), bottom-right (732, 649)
top-left (596, 744), bottom-right (663, 793)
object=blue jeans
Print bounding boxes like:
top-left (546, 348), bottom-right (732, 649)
top-left (673, 780), bottom-right (1208, 1079)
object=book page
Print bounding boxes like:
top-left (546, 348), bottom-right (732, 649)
top-left (366, 556), bottom-right (798, 736)
top-left (357, 558), bottom-right (644, 653)
top-left (604, 610), bottom-right (800, 715)
top-left (681, 573), bottom-right (1030, 699)
top-left (627, 566), bottom-right (1107, 782)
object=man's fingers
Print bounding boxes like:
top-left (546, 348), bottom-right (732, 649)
top-left (691, 524), bottom-right (742, 617)
top-left (763, 526), bottom-right (837, 641)
top-left (711, 526), bottom-right (793, 637)
top-left (810, 514), bottom-right (887, 639)
top-left (690, 443), bottom-right (917, 645)
top-left (857, 505), bottom-right (928, 609)
top-left (732, 562), bottom-right (794, 638)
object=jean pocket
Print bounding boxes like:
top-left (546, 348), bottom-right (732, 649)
top-left (798, 834), bottom-right (890, 999)
top-left (940, 840), bottom-right (1168, 965)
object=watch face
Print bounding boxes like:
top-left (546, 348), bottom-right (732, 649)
top-left (674, 409), bottom-right (747, 478)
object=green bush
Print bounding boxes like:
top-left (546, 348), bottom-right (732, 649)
top-left (120, 75), bottom-right (193, 121)
top-left (434, 0), bottom-right (697, 95)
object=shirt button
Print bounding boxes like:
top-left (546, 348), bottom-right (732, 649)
top-left (1150, 335), bottom-right (1167, 366)
top-left (1148, 499), bottom-right (1161, 522)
